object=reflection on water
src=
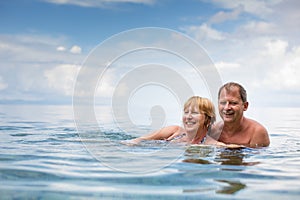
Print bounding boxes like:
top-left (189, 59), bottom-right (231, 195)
top-left (215, 179), bottom-right (246, 194)
top-left (215, 148), bottom-right (261, 166)
top-left (183, 145), bottom-right (215, 164)
top-left (182, 145), bottom-right (260, 195)
top-left (182, 178), bottom-right (246, 195)
top-left (183, 145), bottom-right (260, 166)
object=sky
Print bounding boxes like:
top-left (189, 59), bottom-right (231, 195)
top-left (1, 0), bottom-right (300, 108)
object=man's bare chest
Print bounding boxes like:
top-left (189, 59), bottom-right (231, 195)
top-left (219, 131), bottom-right (251, 144)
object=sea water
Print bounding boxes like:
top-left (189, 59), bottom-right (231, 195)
top-left (0, 105), bottom-right (300, 199)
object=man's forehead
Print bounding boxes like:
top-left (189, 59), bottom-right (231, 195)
top-left (219, 88), bottom-right (242, 100)
top-left (222, 85), bottom-right (239, 92)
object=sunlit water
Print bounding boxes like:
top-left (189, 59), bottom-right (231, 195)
top-left (0, 105), bottom-right (300, 199)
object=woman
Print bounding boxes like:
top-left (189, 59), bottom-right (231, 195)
top-left (128, 96), bottom-right (228, 146)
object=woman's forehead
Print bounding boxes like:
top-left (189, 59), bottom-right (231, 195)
top-left (184, 105), bottom-right (199, 110)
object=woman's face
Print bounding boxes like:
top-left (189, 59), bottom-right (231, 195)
top-left (182, 105), bottom-right (206, 133)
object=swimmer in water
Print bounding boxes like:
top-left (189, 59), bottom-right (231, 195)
top-left (127, 96), bottom-right (241, 147)
top-left (210, 82), bottom-right (270, 147)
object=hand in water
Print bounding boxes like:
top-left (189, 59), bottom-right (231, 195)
top-left (120, 138), bottom-right (143, 146)
top-left (216, 141), bottom-right (245, 149)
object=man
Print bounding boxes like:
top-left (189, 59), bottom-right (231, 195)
top-left (210, 82), bottom-right (270, 147)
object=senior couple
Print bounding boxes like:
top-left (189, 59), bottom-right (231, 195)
top-left (129, 82), bottom-right (270, 148)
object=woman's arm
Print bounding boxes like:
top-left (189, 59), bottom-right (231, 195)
top-left (129, 125), bottom-right (182, 144)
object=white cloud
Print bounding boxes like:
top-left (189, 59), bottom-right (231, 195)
top-left (215, 61), bottom-right (240, 70)
top-left (264, 64), bottom-right (300, 90)
top-left (70, 45), bottom-right (82, 54)
top-left (263, 39), bottom-right (288, 57)
top-left (181, 0), bottom-right (300, 106)
top-left (238, 21), bottom-right (277, 36)
top-left (0, 34), bottom-right (85, 103)
top-left (2, 0), bottom-right (299, 107)
top-left (44, 64), bottom-right (81, 96)
top-left (209, 5), bottom-right (243, 24)
top-left (261, 42), bottom-right (300, 90)
top-left (202, 0), bottom-right (298, 42)
top-left (41, 0), bottom-right (155, 7)
top-left (182, 23), bottom-right (225, 41)
top-left (56, 46), bottom-right (66, 52)
top-left (202, 0), bottom-right (281, 17)
top-left (214, 37), bottom-right (300, 91)
top-left (95, 68), bottom-right (117, 98)
top-left (0, 76), bottom-right (8, 90)
top-left (269, 0), bottom-right (300, 44)
top-left (0, 34), bottom-right (73, 63)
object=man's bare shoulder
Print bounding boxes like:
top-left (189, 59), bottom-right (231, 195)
top-left (245, 118), bottom-right (270, 147)
top-left (245, 118), bottom-right (268, 133)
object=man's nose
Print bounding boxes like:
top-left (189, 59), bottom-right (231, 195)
top-left (224, 102), bottom-right (231, 109)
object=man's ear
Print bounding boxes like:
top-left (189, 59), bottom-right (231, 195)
top-left (243, 101), bottom-right (249, 111)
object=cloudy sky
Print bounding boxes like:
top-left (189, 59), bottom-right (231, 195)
top-left (1, 0), bottom-right (300, 107)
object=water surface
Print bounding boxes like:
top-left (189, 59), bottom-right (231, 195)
top-left (0, 105), bottom-right (299, 199)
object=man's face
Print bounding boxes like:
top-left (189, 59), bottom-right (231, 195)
top-left (218, 87), bottom-right (248, 123)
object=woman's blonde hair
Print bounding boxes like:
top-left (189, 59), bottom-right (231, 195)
top-left (183, 96), bottom-right (216, 127)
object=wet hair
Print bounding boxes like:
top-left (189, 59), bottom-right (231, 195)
top-left (183, 96), bottom-right (216, 127)
top-left (218, 82), bottom-right (247, 103)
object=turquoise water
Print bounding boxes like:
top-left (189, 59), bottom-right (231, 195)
top-left (0, 105), bottom-right (300, 199)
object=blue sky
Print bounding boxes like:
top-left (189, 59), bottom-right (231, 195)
top-left (1, 0), bottom-right (300, 107)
